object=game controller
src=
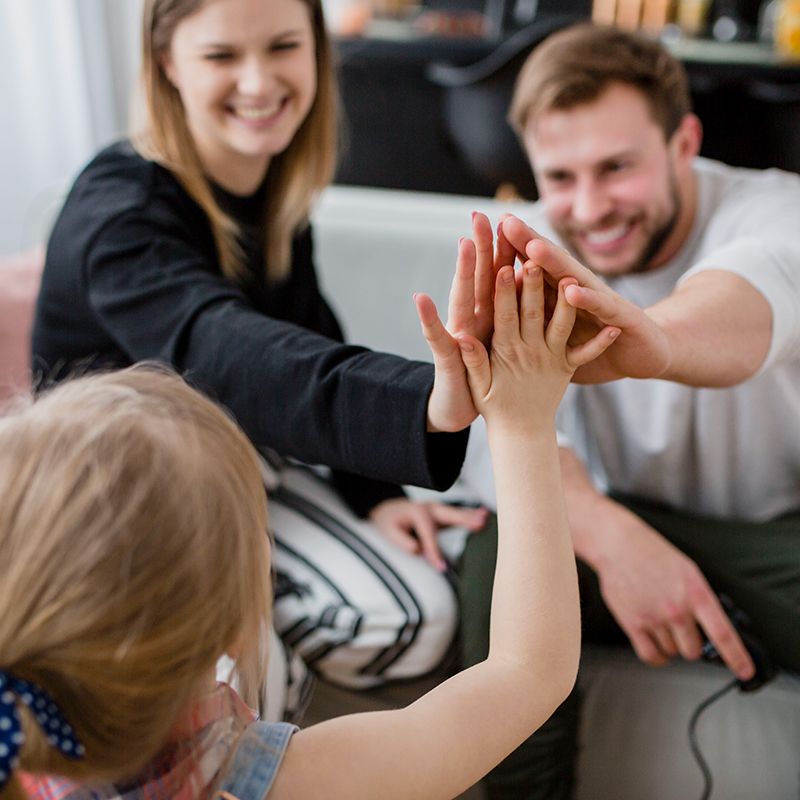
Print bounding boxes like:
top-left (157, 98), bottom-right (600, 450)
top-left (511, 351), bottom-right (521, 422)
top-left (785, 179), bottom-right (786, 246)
top-left (700, 594), bottom-right (777, 692)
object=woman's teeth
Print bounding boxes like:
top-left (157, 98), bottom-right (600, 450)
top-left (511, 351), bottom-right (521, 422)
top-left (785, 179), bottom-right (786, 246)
top-left (235, 103), bottom-right (281, 120)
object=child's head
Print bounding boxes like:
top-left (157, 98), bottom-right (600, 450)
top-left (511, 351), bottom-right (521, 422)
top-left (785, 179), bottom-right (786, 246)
top-left (132, 0), bottom-right (339, 282)
top-left (0, 366), bottom-right (271, 792)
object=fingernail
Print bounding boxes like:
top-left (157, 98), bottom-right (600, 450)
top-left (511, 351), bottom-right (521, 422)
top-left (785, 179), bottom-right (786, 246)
top-left (608, 327), bottom-right (620, 339)
top-left (471, 211), bottom-right (477, 221)
top-left (459, 338), bottom-right (475, 353)
top-left (502, 270), bottom-right (514, 283)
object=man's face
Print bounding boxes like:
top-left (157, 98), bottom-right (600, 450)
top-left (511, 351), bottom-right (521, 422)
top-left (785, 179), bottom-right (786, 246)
top-left (524, 83), bottom-right (694, 277)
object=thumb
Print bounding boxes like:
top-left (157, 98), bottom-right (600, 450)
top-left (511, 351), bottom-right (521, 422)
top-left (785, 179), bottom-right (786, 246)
top-left (458, 335), bottom-right (491, 400)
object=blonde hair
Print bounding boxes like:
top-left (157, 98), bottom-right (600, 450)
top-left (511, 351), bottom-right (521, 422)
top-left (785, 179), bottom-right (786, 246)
top-left (509, 23), bottom-right (691, 142)
top-left (0, 366), bottom-right (272, 800)
top-left (130, 0), bottom-right (339, 283)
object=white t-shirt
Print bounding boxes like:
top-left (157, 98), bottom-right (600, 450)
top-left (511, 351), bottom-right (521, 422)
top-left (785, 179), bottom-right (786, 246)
top-left (461, 158), bottom-right (800, 521)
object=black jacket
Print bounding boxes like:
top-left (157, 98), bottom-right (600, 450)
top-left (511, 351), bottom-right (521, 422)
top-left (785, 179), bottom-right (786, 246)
top-left (33, 142), bottom-right (467, 514)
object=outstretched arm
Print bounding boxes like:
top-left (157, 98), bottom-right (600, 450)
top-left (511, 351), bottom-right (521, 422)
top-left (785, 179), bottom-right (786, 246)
top-left (269, 262), bottom-right (617, 800)
top-left (501, 216), bottom-right (772, 387)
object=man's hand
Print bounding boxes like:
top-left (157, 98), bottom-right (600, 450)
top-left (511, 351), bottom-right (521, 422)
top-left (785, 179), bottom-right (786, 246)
top-left (369, 498), bottom-right (488, 572)
top-left (561, 448), bottom-right (755, 681)
top-left (500, 216), bottom-right (672, 384)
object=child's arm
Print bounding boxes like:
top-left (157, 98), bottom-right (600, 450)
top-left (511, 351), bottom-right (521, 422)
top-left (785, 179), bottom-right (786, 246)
top-left (268, 239), bottom-right (619, 800)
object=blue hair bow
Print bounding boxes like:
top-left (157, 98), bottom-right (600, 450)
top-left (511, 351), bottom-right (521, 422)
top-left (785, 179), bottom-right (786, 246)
top-left (0, 671), bottom-right (85, 789)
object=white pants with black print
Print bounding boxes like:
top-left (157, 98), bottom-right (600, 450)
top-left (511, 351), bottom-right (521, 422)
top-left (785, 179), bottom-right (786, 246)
top-left (248, 457), bottom-right (458, 721)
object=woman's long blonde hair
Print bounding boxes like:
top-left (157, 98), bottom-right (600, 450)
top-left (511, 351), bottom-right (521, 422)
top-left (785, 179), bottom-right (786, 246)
top-left (131, 0), bottom-right (339, 283)
top-left (0, 366), bottom-right (272, 800)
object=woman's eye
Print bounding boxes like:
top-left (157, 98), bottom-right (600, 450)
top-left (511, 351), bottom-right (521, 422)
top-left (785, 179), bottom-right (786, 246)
top-left (272, 40), bottom-right (301, 52)
top-left (203, 52), bottom-right (233, 62)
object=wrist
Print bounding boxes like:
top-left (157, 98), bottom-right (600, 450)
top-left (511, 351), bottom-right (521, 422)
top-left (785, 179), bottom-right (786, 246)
top-left (567, 489), bottom-right (632, 570)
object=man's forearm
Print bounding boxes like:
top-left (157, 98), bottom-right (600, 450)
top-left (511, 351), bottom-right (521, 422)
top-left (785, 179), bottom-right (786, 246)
top-left (646, 270), bottom-right (772, 387)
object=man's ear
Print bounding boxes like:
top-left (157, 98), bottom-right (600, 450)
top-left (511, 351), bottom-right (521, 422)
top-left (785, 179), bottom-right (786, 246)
top-left (670, 113), bottom-right (703, 165)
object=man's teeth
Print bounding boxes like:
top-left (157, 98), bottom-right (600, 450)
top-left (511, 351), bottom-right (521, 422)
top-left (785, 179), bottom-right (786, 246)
top-left (584, 223), bottom-right (631, 246)
top-left (235, 103), bottom-right (281, 120)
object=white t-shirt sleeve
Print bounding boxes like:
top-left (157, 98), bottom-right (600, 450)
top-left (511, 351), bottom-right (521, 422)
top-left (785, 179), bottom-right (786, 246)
top-left (680, 168), bottom-right (800, 371)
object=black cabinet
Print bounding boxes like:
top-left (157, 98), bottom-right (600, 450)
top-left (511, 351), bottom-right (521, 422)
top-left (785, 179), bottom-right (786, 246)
top-left (334, 27), bottom-right (800, 198)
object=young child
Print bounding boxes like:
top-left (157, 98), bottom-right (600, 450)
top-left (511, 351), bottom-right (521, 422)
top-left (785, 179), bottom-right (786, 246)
top-left (2, 250), bottom-right (617, 800)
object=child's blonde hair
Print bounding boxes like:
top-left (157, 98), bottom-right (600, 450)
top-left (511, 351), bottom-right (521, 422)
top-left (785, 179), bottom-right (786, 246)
top-left (0, 366), bottom-right (272, 800)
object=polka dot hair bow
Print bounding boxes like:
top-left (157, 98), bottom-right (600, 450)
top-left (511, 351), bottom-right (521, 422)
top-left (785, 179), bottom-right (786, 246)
top-left (0, 671), bottom-right (85, 789)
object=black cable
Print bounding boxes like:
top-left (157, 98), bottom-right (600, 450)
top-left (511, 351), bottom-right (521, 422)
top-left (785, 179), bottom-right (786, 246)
top-left (688, 678), bottom-right (738, 800)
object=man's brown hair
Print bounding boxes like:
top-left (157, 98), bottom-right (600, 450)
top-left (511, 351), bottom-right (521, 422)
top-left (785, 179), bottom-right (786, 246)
top-left (509, 23), bottom-right (692, 142)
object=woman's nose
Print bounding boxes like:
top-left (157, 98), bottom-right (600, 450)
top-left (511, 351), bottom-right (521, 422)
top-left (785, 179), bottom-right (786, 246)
top-left (237, 56), bottom-right (270, 96)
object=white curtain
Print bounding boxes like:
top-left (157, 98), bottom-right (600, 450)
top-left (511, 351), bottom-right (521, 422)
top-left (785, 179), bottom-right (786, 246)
top-left (0, 0), bottom-right (143, 257)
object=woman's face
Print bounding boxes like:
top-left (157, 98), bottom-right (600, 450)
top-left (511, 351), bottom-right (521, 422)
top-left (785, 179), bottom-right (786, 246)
top-left (162, 0), bottom-right (317, 195)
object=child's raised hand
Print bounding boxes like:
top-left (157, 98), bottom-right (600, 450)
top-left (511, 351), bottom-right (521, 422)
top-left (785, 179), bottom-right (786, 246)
top-left (456, 261), bottom-right (620, 434)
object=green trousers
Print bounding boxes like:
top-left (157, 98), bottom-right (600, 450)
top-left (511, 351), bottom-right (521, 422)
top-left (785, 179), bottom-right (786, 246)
top-left (458, 496), bottom-right (800, 800)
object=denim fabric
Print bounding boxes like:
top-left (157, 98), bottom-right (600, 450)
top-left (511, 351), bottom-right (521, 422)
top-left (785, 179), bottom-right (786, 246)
top-left (216, 722), bottom-right (298, 800)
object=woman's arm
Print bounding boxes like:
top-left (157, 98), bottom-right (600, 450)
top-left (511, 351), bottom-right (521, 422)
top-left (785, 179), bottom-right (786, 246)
top-left (267, 253), bottom-right (618, 800)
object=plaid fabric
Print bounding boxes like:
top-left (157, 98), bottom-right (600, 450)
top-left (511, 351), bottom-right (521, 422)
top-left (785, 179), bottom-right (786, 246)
top-left (19, 684), bottom-right (257, 800)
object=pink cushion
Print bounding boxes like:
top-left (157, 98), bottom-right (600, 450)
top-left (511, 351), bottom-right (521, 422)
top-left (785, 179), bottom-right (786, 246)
top-left (0, 245), bottom-right (44, 403)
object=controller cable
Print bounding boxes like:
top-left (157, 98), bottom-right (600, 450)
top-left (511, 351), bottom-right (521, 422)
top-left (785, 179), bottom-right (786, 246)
top-left (687, 677), bottom-right (738, 800)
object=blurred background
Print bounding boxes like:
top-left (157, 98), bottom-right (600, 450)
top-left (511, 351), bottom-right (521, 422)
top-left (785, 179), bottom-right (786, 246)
top-left (2, 0), bottom-right (799, 258)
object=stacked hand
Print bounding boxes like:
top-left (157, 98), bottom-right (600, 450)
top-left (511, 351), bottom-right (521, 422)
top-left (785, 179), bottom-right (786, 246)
top-left (499, 215), bottom-right (672, 384)
top-left (417, 213), bottom-right (620, 439)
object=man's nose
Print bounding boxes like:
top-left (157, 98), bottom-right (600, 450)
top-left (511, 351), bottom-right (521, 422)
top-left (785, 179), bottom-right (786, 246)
top-left (571, 180), bottom-right (613, 226)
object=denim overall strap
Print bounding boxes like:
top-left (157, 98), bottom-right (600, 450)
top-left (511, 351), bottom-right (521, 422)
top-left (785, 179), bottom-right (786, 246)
top-left (214, 721), bottom-right (298, 800)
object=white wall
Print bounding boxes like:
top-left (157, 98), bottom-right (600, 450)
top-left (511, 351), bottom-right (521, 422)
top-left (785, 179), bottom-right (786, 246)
top-left (0, 0), bottom-right (143, 257)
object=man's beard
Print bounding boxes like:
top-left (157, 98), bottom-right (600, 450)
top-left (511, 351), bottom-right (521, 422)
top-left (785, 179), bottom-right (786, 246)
top-left (564, 170), bottom-right (683, 276)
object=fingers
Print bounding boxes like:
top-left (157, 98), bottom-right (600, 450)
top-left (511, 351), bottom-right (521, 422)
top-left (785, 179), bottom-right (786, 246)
top-left (416, 292), bottom-right (476, 432)
top-left (472, 211), bottom-right (495, 303)
top-left (458, 335), bottom-right (491, 401)
top-left (695, 594), bottom-right (756, 680)
top-left (499, 214), bottom-right (543, 263)
top-left (518, 262), bottom-right (545, 344)
top-left (625, 626), bottom-right (670, 667)
top-left (409, 512), bottom-right (446, 572)
top-left (447, 237), bottom-right (478, 336)
top-left (493, 265), bottom-right (521, 342)
top-left (429, 502), bottom-right (489, 531)
top-left (415, 293), bottom-right (460, 366)
top-left (544, 277), bottom-right (578, 354)
top-left (563, 283), bottom-right (628, 328)
top-left (567, 326), bottom-right (621, 368)
top-left (495, 214), bottom-right (519, 271)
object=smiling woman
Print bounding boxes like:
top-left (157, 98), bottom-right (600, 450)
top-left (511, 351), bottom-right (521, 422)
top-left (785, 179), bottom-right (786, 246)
top-left (31, 0), bottom-right (493, 728)
top-left (160, 0), bottom-right (318, 196)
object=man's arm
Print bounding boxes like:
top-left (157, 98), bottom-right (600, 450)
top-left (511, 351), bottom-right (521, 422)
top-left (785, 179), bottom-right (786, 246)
top-left (501, 216), bottom-right (773, 387)
top-left (559, 446), bottom-right (755, 679)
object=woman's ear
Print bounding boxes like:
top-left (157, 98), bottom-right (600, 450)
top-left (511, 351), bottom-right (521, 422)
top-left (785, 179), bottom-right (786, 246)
top-left (159, 51), bottom-right (178, 88)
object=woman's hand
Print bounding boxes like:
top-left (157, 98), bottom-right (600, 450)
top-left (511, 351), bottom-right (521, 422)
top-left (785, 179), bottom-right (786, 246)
top-left (369, 498), bottom-right (488, 572)
top-left (420, 213), bottom-right (513, 432)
